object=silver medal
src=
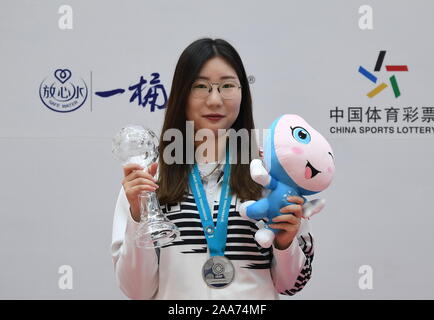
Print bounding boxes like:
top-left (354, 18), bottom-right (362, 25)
top-left (202, 256), bottom-right (235, 289)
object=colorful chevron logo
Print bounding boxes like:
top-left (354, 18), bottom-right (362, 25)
top-left (358, 51), bottom-right (408, 98)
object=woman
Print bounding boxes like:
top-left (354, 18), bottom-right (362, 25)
top-left (111, 38), bottom-right (314, 299)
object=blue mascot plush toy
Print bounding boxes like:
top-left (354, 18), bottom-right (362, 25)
top-left (239, 114), bottom-right (335, 248)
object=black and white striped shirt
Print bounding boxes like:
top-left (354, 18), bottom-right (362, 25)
top-left (112, 164), bottom-right (314, 299)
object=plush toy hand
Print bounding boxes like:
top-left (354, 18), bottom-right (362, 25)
top-left (250, 159), bottom-right (270, 186)
top-left (269, 196), bottom-right (304, 250)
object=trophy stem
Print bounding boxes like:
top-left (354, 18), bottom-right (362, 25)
top-left (136, 191), bottom-right (180, 248)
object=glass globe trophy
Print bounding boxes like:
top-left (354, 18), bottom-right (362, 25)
top-left (112, 125), bottom-right (180, 248)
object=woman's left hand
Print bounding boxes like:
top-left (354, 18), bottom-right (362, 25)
top-left (269, 196), bottom-right (304, 250)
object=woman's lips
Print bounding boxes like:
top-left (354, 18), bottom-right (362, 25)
top-left (203, 115), bottom-right (225, 122)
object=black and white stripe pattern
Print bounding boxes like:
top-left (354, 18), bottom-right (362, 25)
top-left (162, 194), bottom-right (272, 269)
top-left (162, 193), bottom-right (314, 293)
top-left (280, 233), bottom-right (314, 296)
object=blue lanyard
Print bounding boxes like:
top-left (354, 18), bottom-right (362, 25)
top-left (188, 150), bottom-right (231, 257)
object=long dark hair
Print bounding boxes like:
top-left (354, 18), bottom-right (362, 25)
top-left (156, 38), bottom-right (263, 205)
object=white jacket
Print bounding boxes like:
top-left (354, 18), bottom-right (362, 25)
top-left (111, 163), bottom-right (314, 300)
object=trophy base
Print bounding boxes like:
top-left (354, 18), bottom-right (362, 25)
top-left (136, 220), bottom-right (180, 249)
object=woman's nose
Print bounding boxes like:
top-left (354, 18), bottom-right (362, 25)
top-left (206, 87), bottom-right (224, 107)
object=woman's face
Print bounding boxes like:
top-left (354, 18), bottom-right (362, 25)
top-left (186, 57), bottom-right (241, 136)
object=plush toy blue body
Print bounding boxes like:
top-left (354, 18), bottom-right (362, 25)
top-left (239, 114), bottom-right (335, 248)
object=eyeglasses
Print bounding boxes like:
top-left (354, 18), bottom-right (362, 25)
top-left (190, 80), bottom-right (242, 100)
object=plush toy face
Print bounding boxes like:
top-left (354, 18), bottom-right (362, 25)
top-left (273, 114), bottom-right (335, 192)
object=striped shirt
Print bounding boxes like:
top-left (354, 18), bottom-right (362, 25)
top-left (111, 163), bottom-right (314, 299)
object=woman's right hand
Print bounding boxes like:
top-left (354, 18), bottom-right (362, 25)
top-left (122, 162), bottom-right (159, 222)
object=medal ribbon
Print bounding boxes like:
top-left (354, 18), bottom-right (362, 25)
top-left (188, 149), bottom-right (231, 257)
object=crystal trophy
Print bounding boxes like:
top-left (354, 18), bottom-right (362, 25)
top-left (112, 125), bottom-right (180, 248)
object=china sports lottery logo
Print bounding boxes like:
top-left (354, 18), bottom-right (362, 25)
top-left (358, 51), bottom-right (408, 98)
top-left (39, 69), bottom-right (88, 112)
